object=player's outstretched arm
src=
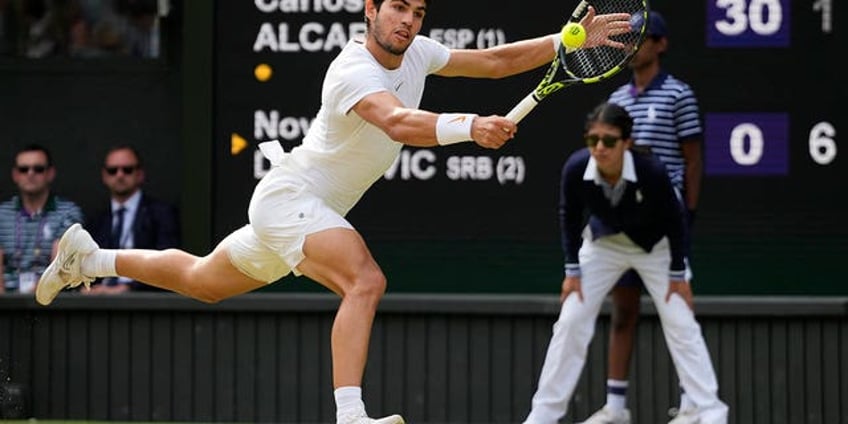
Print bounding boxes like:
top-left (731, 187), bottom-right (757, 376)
top-left (436, 6), bottom-right (632, 79)
top-left (351, 91), bottom-right (516, 149)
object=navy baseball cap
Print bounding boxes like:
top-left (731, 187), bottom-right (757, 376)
top-left (631, 11), bottom-right (668, 37)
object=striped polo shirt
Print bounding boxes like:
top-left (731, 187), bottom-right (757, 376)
top-left (0, 194), bottom-right (84, 291)
top-left (608, 71), bottom-right (703, 191)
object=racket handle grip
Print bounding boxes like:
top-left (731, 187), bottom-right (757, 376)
top-left (506, 92), bottom-right (540, 123)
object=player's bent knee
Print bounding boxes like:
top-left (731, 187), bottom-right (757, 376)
top-left (347, 268), bottom-right (387, 300)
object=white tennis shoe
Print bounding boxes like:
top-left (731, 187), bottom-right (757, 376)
top-left (35, 223), bottom-right (98, 305)
top-left (337, 413), bottom-right (405, 424)
top-left (578, 406), bottom-right (631, 424)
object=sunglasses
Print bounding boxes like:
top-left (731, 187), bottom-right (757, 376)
top-left (104, 165), bottom-right (138, 175)
top-left (585, 134), bottom-right (622, 148)
top-left (16, 165), bottom-right (48, 174)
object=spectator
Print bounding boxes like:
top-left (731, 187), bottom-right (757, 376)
top-left (0, 143), bottom-right (83, 293)
top-left (521, 102), bottom-right (727, 424)
top-left (581, 11), bottom-right (706, 424)
top-left (20, 0), bottom-right (62, 57)
top-left (119, 0), bottom-right (159, 58)
top-left (83, 144), bottom-right (179, 294)
top-left (2, 0), bottom-right (162, 58)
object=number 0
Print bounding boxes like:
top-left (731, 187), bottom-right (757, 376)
top-left (729, 123), bottom-right (765, 166)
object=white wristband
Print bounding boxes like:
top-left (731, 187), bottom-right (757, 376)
top-left (550, 33), bottom-right (561, 54)
top-left (436, 113), bottom-right (477, 146)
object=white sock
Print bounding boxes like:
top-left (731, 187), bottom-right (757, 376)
top-left (81, 249), bottom-right (117, 277)
top-left (606, 379), bottom-right (629, 412)
top-left (334, 386), bottom-right (365, 420)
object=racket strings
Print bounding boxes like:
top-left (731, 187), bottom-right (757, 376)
top-left (564, 46), bottom-right (629, 78)
top-left (562, 0), bottom-right (646, 79)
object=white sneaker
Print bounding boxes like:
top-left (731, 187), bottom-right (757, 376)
top-left (578, 406), bottom-right (631, 424)
top-left (35, 223), bottom-right (98, 305)
top-left (337, 413), bottom-right (405, 424)
top-left (668, 407), bottom-right (700, 424)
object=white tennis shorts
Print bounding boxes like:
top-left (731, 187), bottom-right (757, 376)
top-left (222, 165), bottom-right (353, 283)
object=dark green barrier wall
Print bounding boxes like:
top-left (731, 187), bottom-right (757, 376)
top-left (1, 293), bottom-right (846, 423)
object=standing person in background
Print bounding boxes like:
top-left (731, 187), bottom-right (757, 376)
top-left (83, 144), bottom-right (180, 294)
top-left (0, 144), bottom-right (83, 294)
top-left (580, 11), bottom-right (705, 424)
top-left (34, 1), bottom-right (633, 423)
top-left (523, 102), bottom-right (726, 424)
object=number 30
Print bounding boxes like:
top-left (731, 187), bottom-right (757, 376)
top-left (715, 0), bottom-right (784, 36)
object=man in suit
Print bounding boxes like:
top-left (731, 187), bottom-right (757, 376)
top-left (84, 144), bottom-right (180, 293)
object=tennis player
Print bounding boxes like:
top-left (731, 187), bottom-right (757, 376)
top-left (35, 1), bottom-right (631, 423)
top-left (522, 102), bottom-right (728, 424)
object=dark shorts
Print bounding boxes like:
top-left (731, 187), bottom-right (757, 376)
top-left (616, 269), bottom-right (644, 288)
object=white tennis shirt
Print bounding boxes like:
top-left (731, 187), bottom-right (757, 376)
top-left (285, 35), bottom-right (450, 216)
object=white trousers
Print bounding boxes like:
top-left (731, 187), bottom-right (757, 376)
top-left (524, 234), bottom-right (728, 424)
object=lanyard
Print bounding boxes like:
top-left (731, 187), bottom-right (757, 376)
top-left (14, 209), bottom-right (47, 271)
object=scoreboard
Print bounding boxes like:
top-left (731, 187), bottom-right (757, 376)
top-left (213, 0), bottom-right (844, 295)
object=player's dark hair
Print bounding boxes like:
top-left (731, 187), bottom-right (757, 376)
top-left (372, 0), bottom-right (431, 8)
top-left (584, 102), bottom-right (633, 140)
top-left (366, 0), bottom-right (430, 31)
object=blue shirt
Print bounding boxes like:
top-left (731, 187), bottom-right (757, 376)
top-left (608, 71), bottom-right (703, 191)
top-left (0, 195), bottom-right (83, 291)
top-left (560, 149), bottom-right (686, 279)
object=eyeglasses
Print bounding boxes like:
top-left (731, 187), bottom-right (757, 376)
top-left (104, 165), bottom-right (138, 175)
top-left (585, 134), bottom-right (622, 148)
top-left (15, 165), bottom-right (48, 174)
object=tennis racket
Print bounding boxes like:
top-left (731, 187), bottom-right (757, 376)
top-left (506, 0), bottom-right (649, 123)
